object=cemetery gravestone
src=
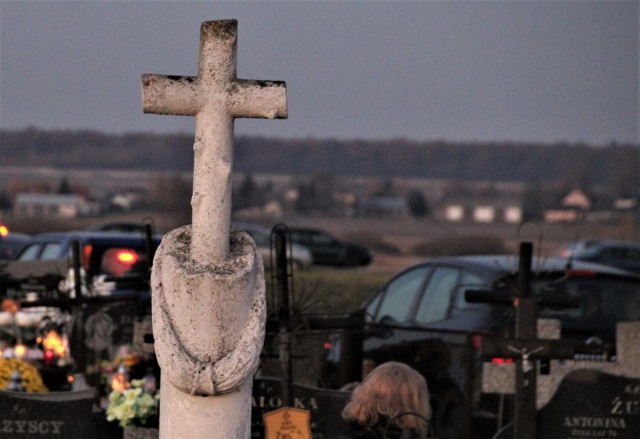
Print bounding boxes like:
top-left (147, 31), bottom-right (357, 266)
top-left (251, 377), bottom-right (351, 439)
top-left (537, 369), bottom-right (640, 439)
top-left (0, 388), bottom-right (96, 438)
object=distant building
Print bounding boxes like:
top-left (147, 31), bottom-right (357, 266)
top-left (444, 204), bottom-right (465, 222)
top-left (359, 195), bottom-right (409, 217)
top-left (439, 196), bottom-right (522, 224)
top-left (13, 193), bottom-right (99, 218)
top-left (543, 189), bottom-right (592, 223)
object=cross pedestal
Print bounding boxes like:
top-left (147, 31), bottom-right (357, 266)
top-left (142, 19), bottom-right (287, 439)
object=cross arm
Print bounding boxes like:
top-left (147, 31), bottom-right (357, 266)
top-left (480, 337), bottom-right (606, 361)
top-left (141, 74), bottom-right (203, 116)
top-left (465, 289), bottom-right (581, 308)
top-left (227, 79), bottom-right (287, 119)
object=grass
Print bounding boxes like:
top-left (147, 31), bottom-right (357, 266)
top-left (264, 268), bottom-right (391, 315)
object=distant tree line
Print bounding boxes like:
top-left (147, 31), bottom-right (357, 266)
top-left (1, 128), bottom-right (639, 189)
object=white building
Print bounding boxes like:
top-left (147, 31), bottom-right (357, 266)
top-left (13, 193), bottom-right (99, 218)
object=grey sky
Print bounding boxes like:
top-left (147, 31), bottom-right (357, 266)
top-left (0, 0), bottom-right (638, 146)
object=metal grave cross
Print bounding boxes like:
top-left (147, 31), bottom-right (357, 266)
top-left (141, 19), bottom-right (287, 265)
top-left (466, 242), bottom-right (588, 439)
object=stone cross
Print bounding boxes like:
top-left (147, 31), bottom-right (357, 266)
top-left (142, 19), bottom-right (285, 439)
top-left (142, 19), bottom-right (287, 265)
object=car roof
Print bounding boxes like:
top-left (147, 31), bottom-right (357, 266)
top-left (86, 221), bottom-right (154, 233)
top-left (412, 254), bottom-right (640, 278)
top-left (288, 226), bottom-right (326, 233)
top-left (30, 230), bottom-right (162, 244)
top-left (581, 239), bottom-right (640, 249)
top-left (559, 239), bottom-right (640, 251)
top-left (0, 232), bottom-right (32, 243)
top-left (233, 222), bottom-right (270, 233)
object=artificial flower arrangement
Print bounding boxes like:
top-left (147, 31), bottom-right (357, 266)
top-left (106, 378), bottom-right (159, 427)
top-left (94, 349), bottom-right (152, 402)
top-left (0, 357), bottom-right (48, 393)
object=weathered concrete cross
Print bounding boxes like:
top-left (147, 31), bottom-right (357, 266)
top-left (142, 19), bottom-right (287, 265)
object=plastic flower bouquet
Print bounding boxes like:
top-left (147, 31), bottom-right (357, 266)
top-left (106, 379), bottom-right (159, 427)
top-left (0, 358), bottom-right (48, 393)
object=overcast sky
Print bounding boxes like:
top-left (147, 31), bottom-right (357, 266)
top-left (0, 0), bottom-right (638, 146)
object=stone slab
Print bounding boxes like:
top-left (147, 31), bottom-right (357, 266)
top-left (0, 388), bottom-right (96, 438)
top-left (537, 369), bottom-right (640, 439)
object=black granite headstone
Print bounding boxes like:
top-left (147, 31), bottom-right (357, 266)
top-left (537, 370), bottom-right (640, 439)
top-left (0, 388), bottom-right (96, 438)
top-left (251, 377), bottom-right (352, 438)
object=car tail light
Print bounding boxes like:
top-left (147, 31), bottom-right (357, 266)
top-left (491, 358), bottom-right (513, 365)
top-left (102, 248), bottom-right (140, 276)
top-left (0, 225), bottom-right (8, 236)
top-left (115, 250), bottom-right (138, 266)
top-left (83, 244), bottom-right (93, 272)
top-left (565, 268), bottom-right (597, 278)
top-left (472, 335), bottom-right (513, 364)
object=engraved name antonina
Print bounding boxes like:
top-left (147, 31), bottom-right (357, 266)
top-left (563, 417), bottom-right (626, 429)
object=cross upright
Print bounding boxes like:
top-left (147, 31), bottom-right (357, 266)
top-left (466, 242), bottom-right (584, 439)
top-left (142, 19), bottom-right (287, 265)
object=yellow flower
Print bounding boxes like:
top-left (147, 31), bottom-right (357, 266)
top-left (0, 358), bottom-right (48, 393)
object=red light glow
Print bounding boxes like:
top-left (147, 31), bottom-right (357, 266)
top-left (491, 358), bottom-right (514, 364)
top-left (565, 269), bottom-right (597, 278)
top-left (42, 330), bottom-right (66, 357)
top-left (116, 250), bottom-right (138, 265)
top-left (83, 244), bottom-right (93, 272)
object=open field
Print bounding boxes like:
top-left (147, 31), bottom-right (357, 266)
top-left (285, 214), bottom-right (639, 259)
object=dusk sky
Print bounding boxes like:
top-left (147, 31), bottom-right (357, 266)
top-left (1, 1), bottom-right (638, 146)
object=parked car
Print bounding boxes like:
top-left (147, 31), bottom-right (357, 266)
top-left (86, 221), bottom-right (153, 234)
top-left (320, 255), bottom-right (640, 438)
top-left (552, 239), bottom-right (640, 274)
top-left (0, 231), bottom-right (32, 261)
top-left (233, 223), bottom-right (313, 270)
top-left (288, 227), bottom-right (371, 267)
top-left (1, 230), bottom-right (161, 299)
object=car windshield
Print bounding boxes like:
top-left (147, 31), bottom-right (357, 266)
top-left (310, 232), bottom-right (335, 245)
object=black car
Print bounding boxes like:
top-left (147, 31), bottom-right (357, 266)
top-left (0, 230), bottom-right (163, 373)
top-left (552, 239), bottom-right (640, 274)
top-left (2, 230), bottom-right (161, 298)
top-left (0, 232), bottom-right (32, 261)
top-left (288, 227), bottom-right (371, 267)
top-left (320, 255), bottom-right (640, 438)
